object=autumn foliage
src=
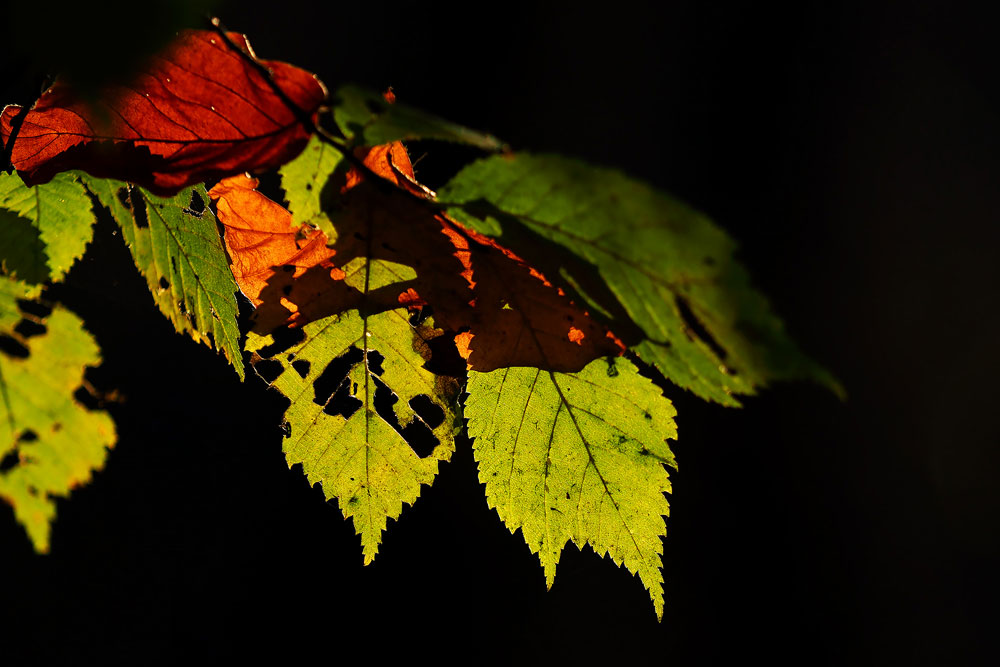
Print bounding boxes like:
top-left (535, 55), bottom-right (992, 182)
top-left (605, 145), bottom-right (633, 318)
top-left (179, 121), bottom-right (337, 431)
top-left (0, 24), bottom-right (835, 620)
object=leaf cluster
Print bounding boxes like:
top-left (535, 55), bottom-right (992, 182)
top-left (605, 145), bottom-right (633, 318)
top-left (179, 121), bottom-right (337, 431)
top-left (0, 23), bottom-right (836, 618)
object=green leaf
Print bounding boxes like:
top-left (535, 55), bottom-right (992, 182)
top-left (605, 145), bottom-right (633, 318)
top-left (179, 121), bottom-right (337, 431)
top-left (82, 177), bottom-right (245, 380)
top-left (441, 154), bottom-right (840, 405)
top-left (246, 257), bottom-right (460, 563)
top-left (278, 135), bottom-right (344, 237)
top-left (332, 85), bottom-right (503, 151)
top-left (0, 277), bottom-right (116, 552)
top-left (466, 356), bottom-right (676, 619)
top-left (0, 171), bottom-right (96, 284)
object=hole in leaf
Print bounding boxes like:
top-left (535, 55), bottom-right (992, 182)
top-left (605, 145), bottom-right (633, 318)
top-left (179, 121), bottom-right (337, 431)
top-left (19, 429), bottom-right (38, 442)
top-left (128, 188), bottom-right (148, 228)
top-left (408, 305), bottom-right (430, 326)
top-left (409, 395), bottom-right (444, 429)
top-left (185, 190), bottom-right (205, 217)
top-left (313, 346), bottom-right (364, 419)
top-left (0, 335), bottom-right (29, 358)
top-left (74, 385), bottom-right (101, 410)
top-left (14, 319), bottom-right (46, 339)
top-left (367, 350), bottom-right (385, 376)
top-left (115, 186), bottom-right (131, 210)
top-left (158, 276), bottom-right (169, 290)
top-left (255, 327), bottom-right (306, 359)
top-left (675, 294), bottom-right (728, 362)
top-left (370, 376), bottom-right (439, 458)
top-left (253, 358), bottom-right (284, 384)
top-left (15, 299), bottom-right (51, 319)
top-left (0, 448), bottom-right (20, 473)
top-left (291, 360), bottom-right (311, 378)
top-left (325, 381), bottom-right (362, 419)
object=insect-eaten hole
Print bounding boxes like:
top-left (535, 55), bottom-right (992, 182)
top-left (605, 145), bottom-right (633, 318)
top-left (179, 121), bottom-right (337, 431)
top-left (255, 327), bottom-right (306, 359)
top-left (367, 350), bottom-right (385, 376)
top-left (14, 319), bottom-right (46, 339)
top-left (0, 450), bottom-right (19, 472)
top-left (128, 188), bottom-right (149, 228)
top-left (115, 186), bottom-right (132, 210)
top-left (0, 430), bottom-right (34, 472)
top-left (675, 294), bottom-right (729, 363)
top-left (371, 378), bottom-right (440, 459)
top-left (15, 299), bottom-right (51, 319)
top-left (253, 358), bottom-right (285, 384)
top-left (409, 395), bottom-right (445, 429)
top-left (0, 335), bottom-right (29, 358)
top-left (291, 360), bottom-right (311, 379)
top-left (73, 385), bottom-right (102, 410)
top-left (313, 347), bottom-right (364, 419)
top-left (184, 190), bottom-right (205, 217)
top-left (159, 277), bottom-right (170, 290)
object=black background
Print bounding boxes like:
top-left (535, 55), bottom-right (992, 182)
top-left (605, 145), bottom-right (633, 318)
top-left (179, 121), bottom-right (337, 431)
top-left (1, 1), bottom-right (996, 663)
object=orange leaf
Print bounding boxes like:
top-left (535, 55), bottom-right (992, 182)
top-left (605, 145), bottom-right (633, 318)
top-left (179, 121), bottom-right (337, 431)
top-left (1, 30), bottom-right (326, 195)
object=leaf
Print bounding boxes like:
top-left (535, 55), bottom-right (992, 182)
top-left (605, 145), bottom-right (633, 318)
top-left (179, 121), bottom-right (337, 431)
top-left (83, 176), bottom-right (245, 380)
top-left (465, 356), bottom-right (676, 619)
top-left (209, 172), bottom-right (344, 333)
top-left (246, 282), bottom-right (460, 563)
top-left (331, 85), bottom-right (502, 151)
top-left (0, 277), bottom-right (116, 552)
top-left (278, 135), bottom-right (345, 234)
top-left (441, 154), bottom-right (840, 404)
top-left (0, 171), bottom-right (96, 284)
top-left (1, 29), bottom-right (327, 195)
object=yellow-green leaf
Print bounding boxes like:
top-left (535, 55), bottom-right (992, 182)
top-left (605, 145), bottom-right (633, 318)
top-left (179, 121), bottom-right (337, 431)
top-left (466, 356), bottom-right (676, 619)
top-left (0, 278), bottom-right (116, 552)
top-left (0, 171), bottom-right (96, 284)
top-left (246, 258), bottom-right (459, 562)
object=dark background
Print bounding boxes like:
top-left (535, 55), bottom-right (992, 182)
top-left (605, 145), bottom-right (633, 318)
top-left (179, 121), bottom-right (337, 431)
top-left (1, 1), bottom-right (996, 663)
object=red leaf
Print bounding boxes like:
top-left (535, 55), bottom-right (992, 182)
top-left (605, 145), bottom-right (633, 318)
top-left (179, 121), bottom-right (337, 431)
top-left (1, 30), bottom-right (326, 195)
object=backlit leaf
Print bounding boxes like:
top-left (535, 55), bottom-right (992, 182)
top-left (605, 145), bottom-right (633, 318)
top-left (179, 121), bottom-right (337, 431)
top-left (1, 29), bottom-right (327, 195)
top-left (0, 171), bottom-right (96, 284)
top-left (466, 356), bottom-right (676, 619)
top-left (246, 285), bottom-right (460, 563)
top-left (0, 277), bottom-right (116, 552)
top-left (442, 154), bottom-right (839, 404)
top-left (84, 176), bottom-right (244, 380)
